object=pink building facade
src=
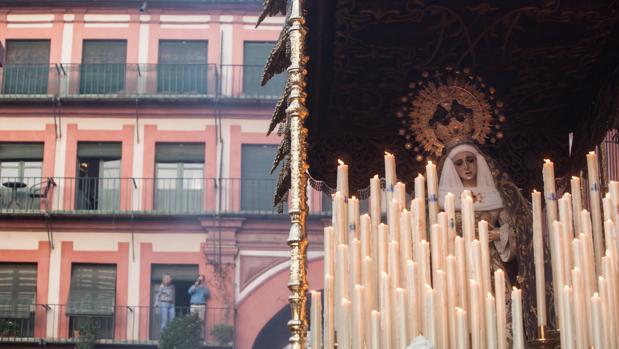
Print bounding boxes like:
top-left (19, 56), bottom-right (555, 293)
top-left (0, 2), bottom-right (328, 348)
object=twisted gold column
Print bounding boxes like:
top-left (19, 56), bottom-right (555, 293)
top-left (286, 0), bottom-right (310, 348)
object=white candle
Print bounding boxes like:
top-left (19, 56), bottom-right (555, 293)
top-left (334, 192), bottom-right (348, 244)
top-left (572, 268), bottom-right (588, 348)
top-left (380, 273), bottom-right (392, 349)
top-left (339, 298), bottom-right (352, 349)
top-left (323, 275), bottom-right (335, 349)
top-left (352, 285), bottom-right (365, 349)
top-left (395, 182), bottom-right (406, 210)
top-left (604, 220), bottom-right (617, 265)
top-left (415, 173), bottom-right (426, 200)
top-left (558, 199), bottom-right (573, 286)
top-left (362, 256), bottom-right (374, 344)
top-left (455, 237), bottom-right (468, 312)
top-left (438, 212), bottom-right (449, 267)
top-left (461, 195), bottom-right (475, 276)
top-left (414, 175), bottom-right (427, 241)
top-left (602, 253), bottom-right (619, 349)
top-left (388, 241), bottom-right (401, 288)
top-left (406, 260), bottom-right (419, 339)
top-left (597, 277), bottom-right (611, 349)
top-left (370, 310), bottom-right (381, 349)
top-left (337, 159), bottom-right (349, 197)
top-left (388, 199), bottom-right (401, 242)
top-left (395, 288), bottom-right (408, 349)
top-left (351, 239), bottom-right (362, 287)
top-left (511, 288), bottom-right (525, 349)
top-left (486, 293), bottom-right (497, 349)
top-left (543, 159), bottom-right (558, 235)
top-left (337, 244), bottom-right (350, 303)
top-left (532, 190), bottom-right (547, 326)
top-left (360, 214), bottom-right (372, 258)
top-left (455, 307), bottom-right (468, 349)
top-left (591, 293), bottom-right (603, 349)
top-left (571, 176), bottom-right (583, 236)
top-left (370, 174), bottom-right (381, 246)
top-left (562, 286), bottom-right (575, 349)
top-left (324, 227), bottom-right (335, 279)
top-left (603, 194), bottom-right (612, 222)
top-left (436, 270), bottom-right (448, 349)
top-left (550, 220), bottom-right (565, 337)
top-left (478, 221), bottom-right (492, 308)
top-left (469, 280), bottom-right (481, 349)
top-left (426, 161), bottom-right (439, 226)
top-left (446, 256), bottom-right (458, 349)
top-left (378, 223), bottom-right (389, 274)
top-left (445, 192), bottom-right (456, 255)
top-left (610, 181), bottom-right (619, 224)
top-left (310, 290), bottom-right (322, 349)
top-left (586, 151), bottom-right (604, 273)
top-left (430, 224), bottom-right (442, 287)
top-left (423, 285), bottom-right (436, 345)
top-left (400, 210), bottom-right (413, 288)
top-left (411, 198), bottom-right (426, 255)
top-left (494, 269), bottom-right (506, 349)
top-left (419, 240), bottom-right (432, 286)
top-left (348, 196), bottom-right (360, 242)
top-left (385, 152), bottom-right (397, 203)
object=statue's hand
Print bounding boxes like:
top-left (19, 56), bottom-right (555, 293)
top-left (489, 228), bottom-right (502, 241)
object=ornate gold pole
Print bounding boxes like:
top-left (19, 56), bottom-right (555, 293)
top-left (286, 0), bottom-right (310, 347)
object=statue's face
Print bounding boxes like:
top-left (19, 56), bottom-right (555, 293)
top-left (452, 151), bottom-right (477, 185)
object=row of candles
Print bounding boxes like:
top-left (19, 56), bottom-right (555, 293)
top-left (308, 150), bottom-right (617, 348)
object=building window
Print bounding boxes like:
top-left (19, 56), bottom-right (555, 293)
top-left (155, 143), bottom-right (205, 213)
top-left (3, 40), bottom-right (50, 94)
top-left (149, 264), bottom-right (198, 340)
top-left (240, 144), bottom-right (281, 213)
top-left (75, 142), bottom-right (122, 211)
top-left (67, 264), bottom-right (116, 339)
top-left (157, 40), bottom-right (209, 94)
top-left (0, 143), bottom-right (44, 210)
top-left (0, 263), bottom-right (37, 338)
top-left (242, 42), bottom-right (285, 97)
top-left (80, 40), bottom-right (127, 94)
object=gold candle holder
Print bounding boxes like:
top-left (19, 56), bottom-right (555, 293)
top-left (527, 326), bottom-right (560, 348)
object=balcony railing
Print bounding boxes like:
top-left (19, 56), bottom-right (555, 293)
top-left (0, 176), bottom-right (330, 216)
top-left (0, 304), bottom-right (233, 346)
top-left (0, 63), bottom-right (286, 100)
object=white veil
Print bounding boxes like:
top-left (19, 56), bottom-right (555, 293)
top-left (438, 143), bottom-right (503, 211)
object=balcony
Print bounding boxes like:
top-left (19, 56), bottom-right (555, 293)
top-left (0, 304), bottom-right (233, 347)
top-left (0, 177), bottom-right (331, 216)
top-left (0, 63), bottom-right (285, 101)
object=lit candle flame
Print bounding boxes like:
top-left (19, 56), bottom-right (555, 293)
top-left (384, 151), bottom-right (393, 157)
top-left (338, 159), bottom-right (345, 166)
top-left (572, 176), bottom-right (580, 180)
top-left (544, 159), bottom-right (551, 163)
top-left (428, 160), bottom-right (433, 165)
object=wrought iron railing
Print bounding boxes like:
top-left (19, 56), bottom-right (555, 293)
top-left (0, 304), bottom-right (233, 346)
top-left (0, 63), bottom-right (286, 100)
top-left (0, 176), bottom-right (330, 216)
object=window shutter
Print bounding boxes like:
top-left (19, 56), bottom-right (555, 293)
top-left (5, 40), bottom-right (50, 64)
top-left (67, 264), bottom-right (116, 316)
top-left (0, 143), bottom-right (44, 161)
top-left (241, 144), bottom-right (280, 212)
top-left (158, 40), bottom-right (208, 64)
top-left (151, 264), bottom-right (199, 282)
top-left (243, 42), bottom-right (285, 96)
top-left (155, 143), bottom-right (205, 163)
top-left (77, 142), bottom-right (122, 160)
top-left (82, 40), bottom-right (127, 64)
top-left (0, 263), bottom-right (36, 318)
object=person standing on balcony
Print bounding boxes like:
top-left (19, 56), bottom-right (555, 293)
top-left (188, 274), bottom-right (210, 335)
top-left (155, 273), bottom-right (175, 331)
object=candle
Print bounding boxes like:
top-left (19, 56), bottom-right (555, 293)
top-left (406, 260), bottom-right (419, 339)
top-left (385, 152), bottom-right (397, 203)
top-left (430, 224), bottom-right (442, 287)
top-left (412, 198), bottom-right (426, 252)
top-left (586, 151), bottom-right (604, 273)
top-left (323, 275), bottom-right (335, 349)
top-left (395, 182), bottom-right (406, 210)
top-left (337, 244), bottom-right (350, 303)
top-left (550, 221), bottom-right (565, 336)
top-left (532, 190), bottom-right (547, 326)
top-left (571, 176), bottom-right (583, 236)
top-left (324, 227), bottom-right (335, 279)
top-left (380, 273), bottom-right (392, 349)
top-left (378, 224), bottom-right (389, 274)
top-left (400, 210), bottom-right (413, 287)
top-left (455, 307), bottom-right (468, 349)
top-left (423, 285), bottom-right (436, 345)
top-left (395, 288), bottom-right (408, 349)
top-left (455, 237), bottom-right (468, 312)
top-left (438, 212), bottom-right (449, 267)
top-left (348, 196), bottom-right (360, 242)
top-left (604, 220), bottom-right (617, 264)
top-left (362, 256), bottom-right (374, 343)
top-left (562, 286), bottom-right (575, 349)
top-left (351, 239), bottom-right (362, 287)
top-left (610, 181), bottom-right (619, 224)
top-left (414, 174), bottom-right (427, 241)
top-left (310, 290), bottom-right (322, 349)
top-left (461, 195), bottom-right (475, 276)
top-left (486, 293), bottom-right (497, 349)
top-left (419, 240), bottom-right (432, 286)
top-left (603, 194), bottom-right (612, 222)
top-left (558, 199), bottom-right (573, 286)
top-left (360, 214), bottom-right (372, 258)
top-left (339, 298), bottom-right (352, 349)
top-left (591, 293), bottom-right (603, 349)
top-left (436, 270), bottom-right (448, 349)
top-left (337, 159), bottom-right (349, 197)
top-left (370, 174), bottom-right (381, 245)
top-left (333, 192), bottom-right (348, 244)
top-left (572, 268), bottom-right (588, 348)
top-left (446, 256), bottom-right (458, 349)
top-left (559, 193), bottom-right (574, 239)
top-left (370, 310), bottom-right (381, 349)
top-left (414, 173), bottom-right (426, 200)
top-left (388, 241), bottom-right (401, 288)
top-left (388, 199), bottom-right (401, 242)
top-left (469, 280), bottom-right (481, 349)
top-left (352, 285), bottom-right (365, 349)
top-left (445, 192), bottom-right (456, 255)
top-left (478, 221), bottom-right (492, 308)
top-left (597, 277), bottom-right (611, 349)
top-left (426, 161), bottom-right (439, 226)
top-left (494, 269), bottom-right (506, 349)
top-left (543, 159), bottom-right (558, 235)
top-left (511, 288), bottom-right (525, 349)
